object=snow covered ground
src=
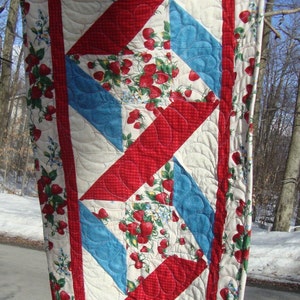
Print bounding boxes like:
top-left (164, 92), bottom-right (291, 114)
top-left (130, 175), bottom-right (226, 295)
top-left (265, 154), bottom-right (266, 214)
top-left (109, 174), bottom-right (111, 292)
top-left (0, 192), bottom-right (300, 285)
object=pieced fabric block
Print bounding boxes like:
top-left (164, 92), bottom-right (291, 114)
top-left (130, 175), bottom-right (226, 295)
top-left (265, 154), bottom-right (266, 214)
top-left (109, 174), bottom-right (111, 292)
top-left (22, 0), bottom-right (264, 299)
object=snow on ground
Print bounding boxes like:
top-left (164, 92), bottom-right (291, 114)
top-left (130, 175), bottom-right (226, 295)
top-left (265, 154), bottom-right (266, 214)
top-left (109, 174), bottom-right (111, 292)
top-left (0, 192), bottom-right (300, 285)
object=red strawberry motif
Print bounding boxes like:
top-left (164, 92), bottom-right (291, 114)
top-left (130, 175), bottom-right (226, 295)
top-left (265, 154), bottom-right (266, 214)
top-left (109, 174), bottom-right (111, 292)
top-left (122, 47), bottom-right (134, 55)
top-left (96, 208), bottom-right (109, 219)
top-left (42, 204), bottom-right (55, 215)
top-left (232, 233), bottom-right (241, 242)
top-left (234, 250), bottom-right (243, 263)
top-left (127, 116), bottom-right (136, 124)
top-left (157, 246), bottom-right (165, 254)
top-left (155, 192), bottom-right (168, 204)
top-left (145, 102), bottom-right (155, 111)
top-left (232, 152), bottom-right (241, 165)
top-left (140, 246), bottom-right (148, 253)
top-left (236, 224), bottom-right (245, 234)
top-left (239, 10), bottom-right (251, 23)
top-left (41, 175), bottom-right (52, 185)
top-left (163, 40), bottom-right (171, 49)
top-left (244, 111), bottom-right (249, 123)
top-left (39, 64), bottom-right (51, 76)
top-left (172, 67), bottom-right (179, 78)
top-left (119, 222), bottom-right (127, 232)
top-left (205, 91), bottom-right (217, 103)
top-left (149, 85), bottom-right (162, 99)
top-left (137, 234), bottom-right (149, 244)
top-left (141, 52), bottom-right (152, 63)
top-left (140, 221), bottom-right (153, 237)
top-left (47, 105), bottom-right (56, 115)
top-left (246, 84), bottom-right (253, 94)
top-left (58, 220), bottom-right (68, 229)
top-left (135, 261), bottom-right (143, 269)
top-left (109, 61), bottom-right (120, 75)
top-left (59, 291), bottom-right (70, 300)
top-left (144, 39), bottom-right (155, 50)
top-left (220, 288), bottom-right (229, 300)
top-left (130, 252), bottom-right (139, 261)
top-left (93, 71), bottom-right (104, 81)
top-left (172, 211), bottom-right (179, 222)
top-left (44, 114), bottom-right (53, 121)
top-left (22, 2), bottom-right (30, 15)
top-left (147, 175), bottom-right (155, 187)
top-left (57, 227), bottom-right (65, 235)
top-left (160, 239), bottom-right (168, 249)
top-left (31, 86), bottom-right (42, 99)
top-left (134, 122), bottom-right (141, 129)
top-left (169, 91), bottom-right (186, 102)
top-left (48, 241), bottom-right (53, 250)
top-left (160, 229), bottom-right (166, 235)
top-left (188, 70), bottom-right (200, 81)
top-left (32, 127), bottom-right (41, 141)
top-left (162, 179), bottom-right (173, 192)
top-left (142, 28), bottom-right (154, 39)
top-left (102, 82), bottom-right (111, 91)
top-left (184, 89), bottom-right (192, 97)
top-left (25, 53), bottom-right (39, 67)
top-left (179, 237), bottom-right (185, 245)
top-left (127, 222), bottom-right (139, 235)
top-left (51, 184), bottom-right (63, 195)
top-left (29, 73), bottom-right (36, 85)
top-left (139, 74), bottom-right (153, 88)
top-left (129, 109), bottom-right (140, 120)
top-left (181, 223), bottom-right (187, 230)
top-left (87, 62), bottom-right (94, 69)
top-left (245, 65), bottom-right (254, 76)
top-left (121, 66), bottom-right (130, 75)
top-left (195, 249), bottom-right (204, 259)
top-left (155, 71), bottom-right (169, 84)
top-left (44, 87), bottom-right (53, 99)
top-left (133, 210), bottom-right (145, 222)
top-left (144, 64), bottom-right (157, 75)
top-left (123, 59), bottom-right (132, 67)
top-left (39, 192), bottom-right (48, 205)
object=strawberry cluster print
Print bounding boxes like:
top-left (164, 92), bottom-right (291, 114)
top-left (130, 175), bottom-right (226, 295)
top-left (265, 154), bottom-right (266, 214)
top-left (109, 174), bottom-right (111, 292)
top-left (22, 2), bottom-right (75, 300)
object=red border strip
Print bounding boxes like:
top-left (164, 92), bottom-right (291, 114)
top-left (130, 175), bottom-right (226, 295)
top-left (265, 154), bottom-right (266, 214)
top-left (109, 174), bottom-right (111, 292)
top-left (48, 1), bottom-right (85, 299)
top-left (207, 0), bottom-right (235, 299)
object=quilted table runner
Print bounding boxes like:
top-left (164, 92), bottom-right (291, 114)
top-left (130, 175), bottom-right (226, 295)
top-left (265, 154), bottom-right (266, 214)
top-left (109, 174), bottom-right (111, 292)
top-left (22, 0), bottom-right (265, 299)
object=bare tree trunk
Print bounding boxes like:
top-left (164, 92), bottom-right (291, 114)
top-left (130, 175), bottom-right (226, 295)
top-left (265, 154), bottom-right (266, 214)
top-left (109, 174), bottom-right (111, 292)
top-left (253, 0), bottom-right (274, 154)
top-left (0, 0), bottom-right (19, 146)
top-left (273, 75), bottom-right (300, 231)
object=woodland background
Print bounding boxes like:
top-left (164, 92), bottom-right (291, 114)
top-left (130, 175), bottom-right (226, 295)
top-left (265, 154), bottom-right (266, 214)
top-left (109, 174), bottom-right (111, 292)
top-left (0, 0), bottom-right (299, 232)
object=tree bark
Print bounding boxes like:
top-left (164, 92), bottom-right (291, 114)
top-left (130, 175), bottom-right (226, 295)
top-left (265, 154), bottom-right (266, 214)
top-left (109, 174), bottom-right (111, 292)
top-left (0, 0), bottom-right (19, 146)
top-left (273, 75), bottom-right (300, 231)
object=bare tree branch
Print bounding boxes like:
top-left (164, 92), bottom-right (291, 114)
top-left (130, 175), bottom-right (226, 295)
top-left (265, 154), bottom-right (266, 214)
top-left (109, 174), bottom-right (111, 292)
top-left (264, 7), bottom-right (300, 17)
top-left (264, 18), bottom-right (281, 39)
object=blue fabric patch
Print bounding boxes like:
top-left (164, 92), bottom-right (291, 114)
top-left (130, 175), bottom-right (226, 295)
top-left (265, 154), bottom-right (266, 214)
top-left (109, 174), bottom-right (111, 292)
top-left (170, 0), bottom-right (222, 97)
top-left (65, 56), bottom-right (123, 152)
top-left (79, 201), bottom-right (127, 293)
top-left (173, 158), bottom-right (215, 261)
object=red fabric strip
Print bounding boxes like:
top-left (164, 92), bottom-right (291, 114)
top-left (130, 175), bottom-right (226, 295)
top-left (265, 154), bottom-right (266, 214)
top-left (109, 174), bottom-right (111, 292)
top-left (126, 256), bottom-right (207, 300)
top-left (67, 0), bottom-right (164, 55)
top-left (206, 1), bottom-right (235, 299)
top-left (81, 100), bottom-right (219, 201)
top-left (48, 1), bottom-right (85, 299)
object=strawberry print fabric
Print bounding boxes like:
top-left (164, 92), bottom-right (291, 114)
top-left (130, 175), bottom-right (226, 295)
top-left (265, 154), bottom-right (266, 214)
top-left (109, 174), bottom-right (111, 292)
top-left (22, 0), bottom-right (265, 299)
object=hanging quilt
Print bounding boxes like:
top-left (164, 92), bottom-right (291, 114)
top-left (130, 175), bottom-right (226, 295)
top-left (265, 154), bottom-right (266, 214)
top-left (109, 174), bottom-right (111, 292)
top-left (22, 0), bottom-right (265, 299)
